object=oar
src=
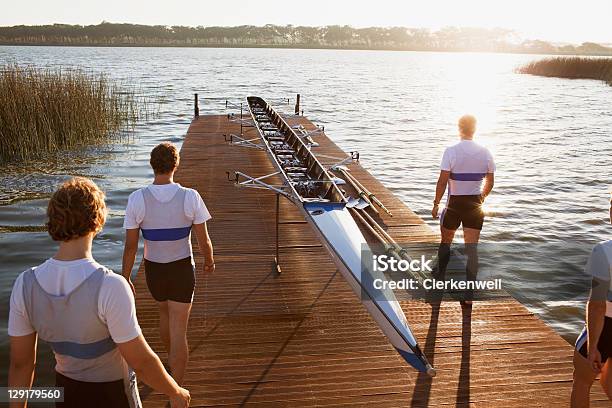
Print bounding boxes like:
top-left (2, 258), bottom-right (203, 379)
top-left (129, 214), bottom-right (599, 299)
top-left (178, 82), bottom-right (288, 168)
top-left (349, 206), bottom-right (435, 377)
top-left (335, 166), bottom-right (393, 217)
top-left (349, 207), bottom-right (395, 255)
top-left (344, 170), bottom-right (393, 217)
top-left (335, 168), bottom-right (379, 214)
top-left (358, 208), bottom-right (430, 282)
top-left (350, 204), bottom-right (427, 284)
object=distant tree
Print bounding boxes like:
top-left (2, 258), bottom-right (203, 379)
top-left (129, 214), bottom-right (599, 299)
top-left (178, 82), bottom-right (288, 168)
top-left (0, 22), bottom-right (610, 55)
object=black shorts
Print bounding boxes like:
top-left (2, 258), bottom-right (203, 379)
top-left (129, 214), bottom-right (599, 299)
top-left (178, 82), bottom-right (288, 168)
top-left (441, 195), bottom-right (485, 231)
top-left (576, 316), bottom-right (612, 362)
top-left (144, 256), bottom-right (195, 303)
top-left (56, 371), bottom-right (139, 408)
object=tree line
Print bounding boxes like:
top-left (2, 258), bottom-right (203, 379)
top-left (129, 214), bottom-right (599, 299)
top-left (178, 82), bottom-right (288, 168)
top-left (1, 23), bottom-right (611, 55)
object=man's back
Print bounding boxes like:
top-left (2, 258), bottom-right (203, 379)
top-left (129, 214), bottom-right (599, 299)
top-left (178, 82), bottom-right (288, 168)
top-left (441, 140), bottom-right (495, 196)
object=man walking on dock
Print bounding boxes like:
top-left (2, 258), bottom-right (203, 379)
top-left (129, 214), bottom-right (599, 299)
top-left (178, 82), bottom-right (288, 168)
top-left (431, 115), bottom-right (495, 303)
top-left (122, 142), bottom-right (215, 385)
top-left (571, 195), bottom-right (612, 407)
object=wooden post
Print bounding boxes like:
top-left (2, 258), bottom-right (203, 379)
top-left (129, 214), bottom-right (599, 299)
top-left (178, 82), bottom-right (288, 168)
top-left (294, 94), bottom-right (300, 115)
top-left (194, 93), bottom-right (199, 117)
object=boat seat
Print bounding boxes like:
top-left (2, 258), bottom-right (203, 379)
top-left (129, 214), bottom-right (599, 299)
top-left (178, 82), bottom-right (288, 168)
top-left (279, 159), bottom-right (302, 167)
top-left (264, 131), bottom-right (284, 137)
top-left (287, 174), bottom-right (309, 181)
top-left (282, 167), bottom-right (308, 172)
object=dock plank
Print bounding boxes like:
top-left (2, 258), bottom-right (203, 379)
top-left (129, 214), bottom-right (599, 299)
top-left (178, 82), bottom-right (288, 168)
top-left (134, 114), bottom-right (608, 407)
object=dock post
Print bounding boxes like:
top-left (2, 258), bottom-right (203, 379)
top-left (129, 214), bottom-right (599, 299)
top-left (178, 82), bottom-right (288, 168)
top-left (194, 93), bottom-right (199, 117)
top-left (275, 194), bottom-right (281, 274)
top-left (295, 94), bottom-right (300, 115)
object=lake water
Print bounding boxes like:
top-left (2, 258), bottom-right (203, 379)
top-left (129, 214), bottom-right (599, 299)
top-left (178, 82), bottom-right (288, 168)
top-left (0, 46), bottom-right (610, 385)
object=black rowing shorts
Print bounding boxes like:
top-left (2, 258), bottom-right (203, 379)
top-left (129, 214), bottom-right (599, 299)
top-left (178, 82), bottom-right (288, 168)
top-left (576, 316), bottom-right (612, 363)
top-left (441, 195), bottom-right (485, 231)
top-left (56, 371), bottom-right (139, 408)
top-left (144, 256), bottom-right (195, 303)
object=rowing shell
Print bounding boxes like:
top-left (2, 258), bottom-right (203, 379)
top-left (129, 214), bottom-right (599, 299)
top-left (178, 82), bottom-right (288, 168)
top-left (246, 96), bottom-right (435, 376)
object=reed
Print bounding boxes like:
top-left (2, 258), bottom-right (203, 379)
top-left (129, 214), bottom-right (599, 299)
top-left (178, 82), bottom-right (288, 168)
top-left (0, 64), bottom-right (149, 164)
top-left (517, 57), bottom-right (612, 86)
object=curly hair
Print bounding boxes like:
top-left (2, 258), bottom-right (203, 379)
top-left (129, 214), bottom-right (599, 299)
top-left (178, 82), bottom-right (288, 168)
top-left (46, 177), bottom-right (107, 242)
top-left (150, 142), bottom-right (180, 174)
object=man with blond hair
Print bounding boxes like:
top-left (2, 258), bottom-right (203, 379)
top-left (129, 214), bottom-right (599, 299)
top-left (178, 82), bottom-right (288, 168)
top-left (122, 142), bottom-right (214, 385)
top-left (431, 115), bottom-right (495, 304)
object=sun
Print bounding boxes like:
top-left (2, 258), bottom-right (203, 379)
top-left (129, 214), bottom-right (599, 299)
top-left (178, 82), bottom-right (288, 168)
top-left (444, 53), bottom-right (504, 154)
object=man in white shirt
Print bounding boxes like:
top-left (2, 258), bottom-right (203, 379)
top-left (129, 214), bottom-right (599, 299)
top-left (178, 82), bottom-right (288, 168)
top-left (571, 196), bottom-right (612, 407)
top-left (8, 177), bottom-right (190, 408)
top-left (122, 142), bottom-right (214, 386)
top-left (431, 115), bottom-right (495, 303)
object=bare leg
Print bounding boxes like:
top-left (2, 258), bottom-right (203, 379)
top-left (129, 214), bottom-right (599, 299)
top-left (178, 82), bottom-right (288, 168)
top-left (440, 226), bottom-right (457, 244)
top-left (437, 226), bottom-right (456, 279)
top-left (463, 228), bottom-right (481, 304)
top-left (571, 349), bottom-right (598, 407)
top-left (600, 359), bottom-right (612, 400)
top-left (462, 228), bottom-right (481, 245)
top-left (167, 300), bottom-right (192, 385)
top-left (158, 301), bottom-right (170, 354)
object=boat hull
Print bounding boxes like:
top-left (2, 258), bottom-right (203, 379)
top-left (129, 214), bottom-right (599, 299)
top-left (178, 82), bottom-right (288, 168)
top-left (302, 202), bottom-right (434, 375)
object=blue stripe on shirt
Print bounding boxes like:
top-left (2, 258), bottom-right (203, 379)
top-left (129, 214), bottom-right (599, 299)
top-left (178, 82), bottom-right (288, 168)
top-left (450, 172), bottom-right (486, 181)
top-left (49, 337), bottom-right (116, 359)
top-left (141, 226), bottom-right (192, 241)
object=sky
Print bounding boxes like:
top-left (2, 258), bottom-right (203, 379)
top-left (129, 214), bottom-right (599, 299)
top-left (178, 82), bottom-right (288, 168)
top-left (2, 0), bottom-right (612, 45)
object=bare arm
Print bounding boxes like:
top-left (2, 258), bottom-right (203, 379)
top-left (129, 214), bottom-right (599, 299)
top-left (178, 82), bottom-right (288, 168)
top-left (432, 170), bottom-right (450, 219)
top-left (122, 228), bottom-right (140, 281)
top-left (586, 300), bottom-right (606, 359)
top-left (434, 170), bottom-right (450, 204)
top-left (8, 333), bottom-right (37, 408)
top-left (117, 335), bottom-right (189, 406)
top-left (481, 173), bottom-right (495, 200)
top-left (193, 222), bottom-right (214, 272)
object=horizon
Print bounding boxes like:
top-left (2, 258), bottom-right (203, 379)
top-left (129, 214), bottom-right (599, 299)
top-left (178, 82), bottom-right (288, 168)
top-left (2, 0), bottom-right (612, 45)
top-left (1, 21), bottom-right (610, 49)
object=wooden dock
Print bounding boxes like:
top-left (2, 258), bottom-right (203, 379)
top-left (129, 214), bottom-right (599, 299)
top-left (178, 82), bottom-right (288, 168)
top-left (134, 113), bottom-right (608, 407)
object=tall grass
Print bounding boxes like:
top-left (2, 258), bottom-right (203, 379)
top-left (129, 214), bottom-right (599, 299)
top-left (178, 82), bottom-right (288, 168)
top-left (0, 64), bottom-right (149, 164)
top-left (518, 57), bottom-right (612, 86)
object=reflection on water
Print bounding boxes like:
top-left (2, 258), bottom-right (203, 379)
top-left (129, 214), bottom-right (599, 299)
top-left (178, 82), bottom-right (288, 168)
top-left (0, 46), bottom-right (610, 386)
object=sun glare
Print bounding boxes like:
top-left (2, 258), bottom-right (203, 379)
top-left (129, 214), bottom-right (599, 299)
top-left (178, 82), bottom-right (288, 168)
top-left (445, 54), bottom-right (504, 154)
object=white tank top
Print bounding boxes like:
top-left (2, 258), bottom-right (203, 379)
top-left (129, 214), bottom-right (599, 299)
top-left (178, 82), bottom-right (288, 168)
top-left (141, 186), bottom-right (193, 263)
top-left (585, 240), bottom-right (612, 317)
top-left (22, 267), bottom-right (127, 382)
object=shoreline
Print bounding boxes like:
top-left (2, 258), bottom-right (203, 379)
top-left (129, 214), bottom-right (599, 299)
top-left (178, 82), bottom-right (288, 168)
top-left (2, 42), bottom-right (612, 57)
